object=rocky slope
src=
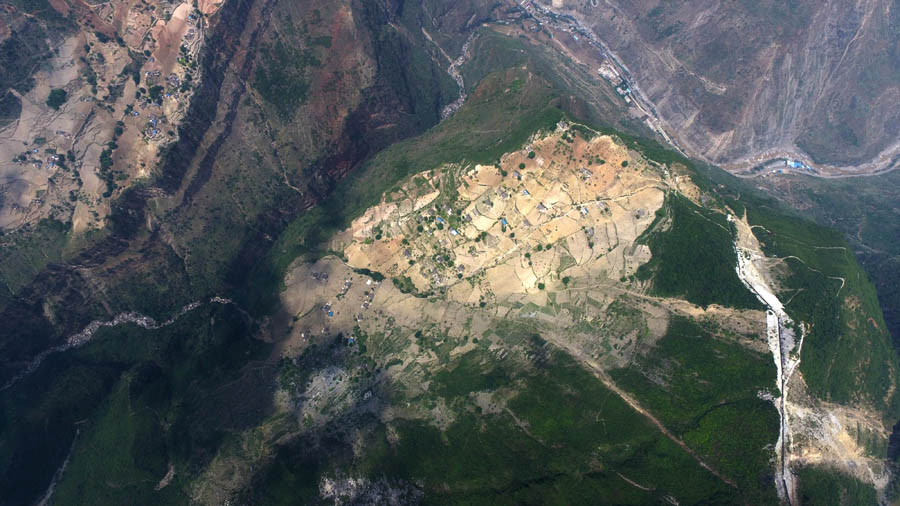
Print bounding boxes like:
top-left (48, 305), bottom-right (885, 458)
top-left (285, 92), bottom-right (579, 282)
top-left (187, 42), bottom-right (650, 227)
top-left (528, 0), bottom-right (900, 175)
top-left (0, 1), bottom-right (898, 505)
top-left (0, 0), bottom-right (496, 384)
top-left (270, 126), bottom-right (896, 504)
top-left (0, 0), bottom-right (222, 232)
top-left (0, 1), bottom-right (498, 502)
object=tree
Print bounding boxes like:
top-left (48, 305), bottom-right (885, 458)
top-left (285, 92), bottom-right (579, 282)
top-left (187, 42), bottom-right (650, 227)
top-left (148, 85), bottom-right (164, 102)
top-left (46, 89), bottom-right (67, 110)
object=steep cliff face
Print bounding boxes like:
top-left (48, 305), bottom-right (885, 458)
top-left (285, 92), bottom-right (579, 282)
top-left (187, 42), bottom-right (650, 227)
top-left (537, 0), bottom-right (900, 171)
top-left (0, 0), bottom-right (490, 394)
top-left (0, 0), bottom-right (499, 502)
top-left (2, 1), bottom-right (899, 504)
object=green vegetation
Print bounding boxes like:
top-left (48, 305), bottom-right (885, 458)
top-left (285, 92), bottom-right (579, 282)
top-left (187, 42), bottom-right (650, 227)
top-left (0, 5), bottom-right (73, 124)
top-left (796, 466), bottom-right (878, 505)
top-left (242, 67), bottom-right (565, 313)
top-left (50, 374), bottom-right (187, 505)
top-left (747, 206), bottom-right (900, 416)
top-left (611, 317), bottom-right (778, 501)
top-left (636, 193), bottom-right (761, 309)
top-left (752, 170), bottom-right (900, 347)
top-left (431, 352), bottom-right (509, 398)
top-left (0, 94), bottom-right (21, 129)
top-left (255, 349), bottom-right (738, 505)
top-left (0, 218), bottom-right (71, 294)
top-left (309, 35), bottom-right (332, 48)
top-left (0, 18), bottom-right (53, 112)
top-left (46, 88), bottom-right (67, 110)
top-left (253, 36), bottom-right (321, 118)
top-left (0, 304), bottom-right (269, 506)
top-left (98, 147), bottom-right (118, 197)
top-left (100, 148), bottom-right (113, 170)
top-left (352, 268), bottom-right (384, 282)
top-left (147, 85), bottom-right (163, 102)
top-left (691, 149), bottom-right (900, 419)
top-left (391, 275), bottom-right (428, 297)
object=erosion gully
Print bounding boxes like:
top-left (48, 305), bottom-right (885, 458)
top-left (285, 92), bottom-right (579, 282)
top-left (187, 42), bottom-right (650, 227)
top-left (0, 297), bottom-right (236, 392)
top-left (730, 213), bottom-right (805, 505)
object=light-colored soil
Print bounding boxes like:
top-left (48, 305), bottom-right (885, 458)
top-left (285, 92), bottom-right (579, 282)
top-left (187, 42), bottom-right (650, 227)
top-left (278, 127), bottom-right (771, 458)
top-left (0, 0), bottom-right (219, 233)
top-left (732, 209), bottom-right (892, 495)
top-left (342, 128), bottom-right (665, 301)
top-left (150, 3), bottom-right (192, 76)
top-left (786, 374), bottom-right (892, 491)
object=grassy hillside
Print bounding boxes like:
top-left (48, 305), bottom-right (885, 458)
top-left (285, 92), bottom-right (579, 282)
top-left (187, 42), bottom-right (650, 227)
top-left (652, 141), bottom-right (900, 423)
top-left (753, 171), bottom-right (900, 349)
top-left (635, 193), bottom-right (763, 310)
top-left (243, 66), bottom-right (566, 313)
top-left (0, 303), bottom-right (270, 506)
top-left (250, 348), bottom-right (740, 506)
top-left (746, 206), bottom-right (900, 419)
top-left (796, 466), bottom-right (879, 506)
top-left (1, 15), bottom-right (896, 506)
top-left (611, 317), bottom-right (779, 502)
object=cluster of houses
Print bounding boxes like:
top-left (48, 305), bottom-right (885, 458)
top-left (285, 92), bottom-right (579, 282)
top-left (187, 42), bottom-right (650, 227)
top-left (758, 158), bottom-right (819, 175)
top-left (14, 150), bottom-right (63, 171)
top-left (598, 61), bottom-right (635, 105)
top-left (385, 159), bottom-right (620, 292)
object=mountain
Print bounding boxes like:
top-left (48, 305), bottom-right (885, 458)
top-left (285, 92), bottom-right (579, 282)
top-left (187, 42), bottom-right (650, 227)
top-left (1, 0), bottom-right (899, 505)
top-left (530, 0), bottom-right (900, 174)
